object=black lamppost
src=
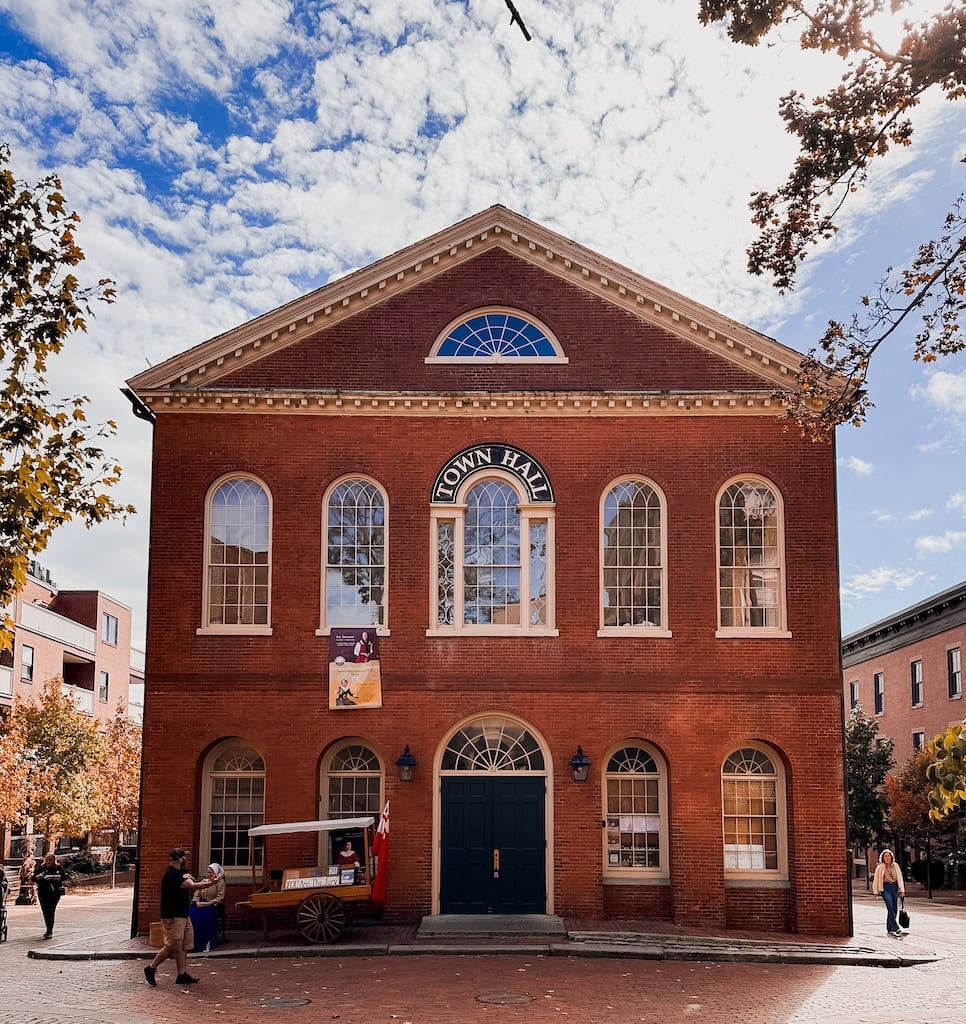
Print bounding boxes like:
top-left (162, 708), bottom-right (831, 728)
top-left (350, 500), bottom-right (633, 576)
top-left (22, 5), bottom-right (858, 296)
top-left (15, 750), bottom-right (38, 905)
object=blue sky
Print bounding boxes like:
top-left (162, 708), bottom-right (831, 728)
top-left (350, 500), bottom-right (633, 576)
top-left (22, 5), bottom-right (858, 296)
top-left (0, 0), bottom-right (963, 645)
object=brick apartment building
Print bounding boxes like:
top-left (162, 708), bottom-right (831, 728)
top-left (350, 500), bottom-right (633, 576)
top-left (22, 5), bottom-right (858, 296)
top-left (1, 560), bottom-right (145, 858)
top-left (126, 206), bottom-right (848, 936)
top-left (842, 580), bottom-right (966, 763)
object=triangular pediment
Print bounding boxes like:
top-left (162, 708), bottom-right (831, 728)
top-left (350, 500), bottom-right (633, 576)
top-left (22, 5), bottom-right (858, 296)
top-left (127, 205), bottom-right (804, 398)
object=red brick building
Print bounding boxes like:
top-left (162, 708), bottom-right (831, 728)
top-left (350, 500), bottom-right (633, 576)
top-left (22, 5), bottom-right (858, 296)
top-left (842, 581), bottom-right (966, 763)
top-left (127, 207), bottom-right (848, 936)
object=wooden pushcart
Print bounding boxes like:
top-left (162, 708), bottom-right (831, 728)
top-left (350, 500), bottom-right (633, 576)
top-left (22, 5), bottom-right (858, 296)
top-left (235, 817), bottom-right (375, 943)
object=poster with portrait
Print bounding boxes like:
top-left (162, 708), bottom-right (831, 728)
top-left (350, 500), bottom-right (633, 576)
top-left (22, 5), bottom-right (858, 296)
top-left (328, 628), bottom-right (382, 709)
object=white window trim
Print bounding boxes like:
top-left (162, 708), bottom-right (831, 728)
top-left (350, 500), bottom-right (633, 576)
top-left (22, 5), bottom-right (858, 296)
top-left (598, 475), bottom-right (671, 638)
top-left (948, 645), bottom-right (962, 700)
top-left (715, 474), bottom-right (790, 638)
top-left (200, 738), bottom-right (266, 882)
top-left (873, 671), bottom-right (885, 715)
top-left (319, 739), bottom-right (385, 866)
top-left (425, 305), bottom-right (569, 363)
top-left (601, 740), bottom-right (670, 881)
top-left (200, 472), bottom-right (273, 634)
top-left (911, 660), bottom-right (924, 707)
top-left (721, 741), bottom-right (789, 882)
top-left (427, 469), bottom-right (558, 637)
top-left (318, 474), bottom-right (390, 633)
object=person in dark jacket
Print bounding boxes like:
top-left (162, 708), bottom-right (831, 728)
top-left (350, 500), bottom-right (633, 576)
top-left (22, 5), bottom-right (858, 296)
top-left (33, 853), bottom-right (66, 939)
top-left (144, 849), bottom-right (211, 987)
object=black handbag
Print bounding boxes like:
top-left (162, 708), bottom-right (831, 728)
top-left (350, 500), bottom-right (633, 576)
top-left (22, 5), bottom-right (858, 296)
top-left (897, 897), bottom-right (910, 930)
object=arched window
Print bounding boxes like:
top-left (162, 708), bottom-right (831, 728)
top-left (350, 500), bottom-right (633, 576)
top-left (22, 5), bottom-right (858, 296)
top-left (322, 477), bottom-right (388, 629)
top-left (441, 717), bottom-right (546, 772)
top-left (600, 478), bottom-right (669, 636)
top-left (321, 741), bottom-right (384, 865)
top-left (430, 472), bottom-right (556, 636)
top-left (427, 307), bottom-right (567, 363)
top-left (721, 745), bottom-right (787, 879)
top-left (201, 740), bottom-right (265, 876)
top-left (203, 474), bottom-right (272, 632)
top-left (716, 477), bottom-right (788, 635)
top-left (602, 743), bottom-right (669, 877)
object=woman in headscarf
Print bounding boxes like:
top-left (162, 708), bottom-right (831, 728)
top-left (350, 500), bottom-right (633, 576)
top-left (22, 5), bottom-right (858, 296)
top-left (872, 849), bottom-right (906, 937)
top-left (188, 863), bottom-right (225, 951)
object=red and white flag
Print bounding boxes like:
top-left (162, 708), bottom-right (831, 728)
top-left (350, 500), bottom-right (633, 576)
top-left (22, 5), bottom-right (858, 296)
top-left (371, 800), bottom-right (390, 905)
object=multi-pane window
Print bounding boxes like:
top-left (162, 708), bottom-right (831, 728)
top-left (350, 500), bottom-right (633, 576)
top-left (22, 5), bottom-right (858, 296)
top-left (324, 742), bottom-right (382, 865)
top-left (99, 671), bottom-right (109, 703)
top-left (874, 672), bottom-right (885, 714)
top-left (849, 680), bottom-right (859, 710)
top-left (717, 479), bottom-right (785, 631)
top-left (102, 613), bottom-right (118, 645)
top-left (324, 478), bottom-right (387, 628)
top-left (601, 479), bottom-right (665, 631)
top-left (603, 745), bottom-right (664, 873)
top-left (21, 644), bottom-right (33, 681)
top-left (206, 742), bottom-right (265, 871)
top-left (911, 661), bottom-right (923, 706)
top-left (432, 476), bottom-right (554, 634)
top-left (429, 309), bottom-right (566, 361)
top-left (722, 747), bottom-right (783, 874)
top-left (949, 648), bottom-right (962, 699)
top-left (913, 731), bottom-right (925, 752)
top-left (205, 476), bottom-right (271, 628)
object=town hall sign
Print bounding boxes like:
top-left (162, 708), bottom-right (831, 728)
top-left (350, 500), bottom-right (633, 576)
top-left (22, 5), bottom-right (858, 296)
top-left (431, 444), bottom-right (554, 504)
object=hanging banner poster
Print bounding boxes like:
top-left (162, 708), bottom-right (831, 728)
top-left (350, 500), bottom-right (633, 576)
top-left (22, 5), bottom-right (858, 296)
top-left (328, 628), bottom-right (382, 709)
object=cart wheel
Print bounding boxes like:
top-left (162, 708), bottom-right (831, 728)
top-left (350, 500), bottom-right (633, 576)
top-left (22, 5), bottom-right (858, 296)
top-left (296, 892), bottom-right (347, 943)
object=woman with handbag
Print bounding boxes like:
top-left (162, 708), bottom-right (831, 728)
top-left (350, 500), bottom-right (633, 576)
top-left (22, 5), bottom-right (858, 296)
top-left (33, 853), bottom-right (67, 939)
top-left (872, 849), bottom-right (906, 937)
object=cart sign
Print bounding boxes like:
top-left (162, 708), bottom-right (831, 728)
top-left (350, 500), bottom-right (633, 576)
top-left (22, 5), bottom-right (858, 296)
top-left (328, 628), bottom-right (383, 709)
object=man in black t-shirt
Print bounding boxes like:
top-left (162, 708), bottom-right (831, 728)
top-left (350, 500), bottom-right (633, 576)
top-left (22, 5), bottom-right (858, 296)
top-left (144, 849), bottom-right (212, 987)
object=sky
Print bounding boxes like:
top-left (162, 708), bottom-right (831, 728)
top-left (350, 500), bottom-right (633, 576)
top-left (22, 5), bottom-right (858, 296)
top-left (0, 0), bottom-right (963, 647)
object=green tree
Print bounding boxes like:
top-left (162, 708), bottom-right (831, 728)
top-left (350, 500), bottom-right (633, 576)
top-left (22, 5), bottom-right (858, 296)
top-left (846, 704), bottom-right (894, 847)
top-left (0, 142), bottom-right (134, 650)
top-left (927, 720), bottom-right (966, 819)
top-left (18, 677), bottom-right (102, 844)
top-left (91, 700), bottom-right (141, 887)
top-left (698, 2), bottom-right (966, 438)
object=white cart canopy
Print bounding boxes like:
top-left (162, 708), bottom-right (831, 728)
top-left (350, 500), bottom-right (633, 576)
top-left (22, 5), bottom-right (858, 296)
top-left (248, 817), bottom-right (374, 837)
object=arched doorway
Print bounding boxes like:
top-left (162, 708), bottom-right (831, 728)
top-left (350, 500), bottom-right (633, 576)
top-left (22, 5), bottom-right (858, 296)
top-left (435, 714), bottom-right (551, 915)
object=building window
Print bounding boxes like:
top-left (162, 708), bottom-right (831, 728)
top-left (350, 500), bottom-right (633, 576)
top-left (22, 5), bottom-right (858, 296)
top-left (99, 671), bottom-right (109, 703)
top-left (323, 477), bottom-right (387, 629)
top-left (202, 741), bottom-right (265, 875)
top-left (441, 717), bottom-right (545, 771)
top-left (949, 648), bottom-right (962, 699)
top-left (603, 743), bottom-right (668, 877)
top-left (101, 613), bottom-right (119, 645)
top-left (203, 475), bottom-right (272, 631)
top-left (21, 644), bottom-right (34, 682)
top-left (874, 672), bottom-right (885, 715)
top-left (911, 660), bottom-right (923, 707)
top-left (599, 478), bottom-right (669, 636)
top-left (913, 731), bottom-right (925, 752)
top-left (722, 745), bottom-right (786, 878)
top-left (716, 477), bottom-right (787, 635)
top-left (427, 307), bottom-right (567, 363)
top-left (322, 741), bottom-right (383, 864)
top-left (849, 680), bottom-right (859, 710)
top-left (430, 472), bottom-right (556, 636)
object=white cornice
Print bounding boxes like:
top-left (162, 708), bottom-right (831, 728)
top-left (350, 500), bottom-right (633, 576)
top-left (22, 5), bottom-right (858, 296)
top-left (127, 206), bottom-right (805, 395)
top-left (138, 388), bottom-right (787, 417)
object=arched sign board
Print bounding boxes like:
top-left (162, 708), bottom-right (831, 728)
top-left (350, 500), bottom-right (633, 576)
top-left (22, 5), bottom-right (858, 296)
top-left (431, 444), bottom-right (554, 504)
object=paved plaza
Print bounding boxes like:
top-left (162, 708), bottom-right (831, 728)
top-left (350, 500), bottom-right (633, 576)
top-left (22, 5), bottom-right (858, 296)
top-left (2, 887), bottom-right (966, 1024)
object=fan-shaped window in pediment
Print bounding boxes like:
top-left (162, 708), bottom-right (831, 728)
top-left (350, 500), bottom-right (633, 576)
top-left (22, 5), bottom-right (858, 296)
top-left (427, 308), bottom-right (567, 363)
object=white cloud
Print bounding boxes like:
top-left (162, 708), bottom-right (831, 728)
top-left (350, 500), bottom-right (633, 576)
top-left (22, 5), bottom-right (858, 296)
top-left (948, 492), bottom-right (966, 516)
top-left (914, 370), bottom-right (966, 424)
top-left (916, 437), bottom-right (953, 455)
top-left (840, 567), bottom-right (925, 601)
top-left (839, 456), bottom-right (873, 476)
top-left (915, 531), bottom-right (966, 555)
top-left (905, 508), bottom-right (933, 521)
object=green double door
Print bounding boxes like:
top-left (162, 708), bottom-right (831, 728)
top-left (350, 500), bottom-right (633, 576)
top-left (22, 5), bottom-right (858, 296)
top-left (440, 776), bottom-right (546, 914)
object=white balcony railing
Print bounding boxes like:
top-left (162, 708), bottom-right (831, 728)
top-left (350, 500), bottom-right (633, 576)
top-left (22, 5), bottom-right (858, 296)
top-left (130, 647), bottom-right (145, 673)
top-left (61, 681), bottom-right (94, 716)
top-left (0, 664), bottom-right (12, 698)
top-left (21, 602), bottom-right (96, 654)
top-left (127, 702), bottom-right (144, 724)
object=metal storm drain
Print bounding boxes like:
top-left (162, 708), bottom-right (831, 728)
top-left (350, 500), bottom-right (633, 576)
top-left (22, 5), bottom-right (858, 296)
top-left (476, 992), bottom-right (535, 1005)
top-left (253, 996), bottom-right (313, 1009)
